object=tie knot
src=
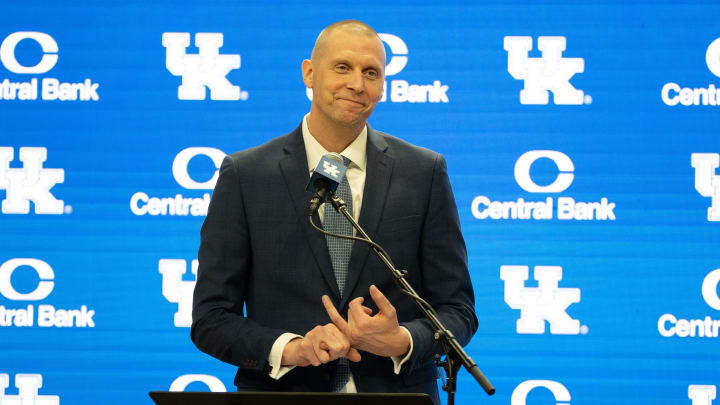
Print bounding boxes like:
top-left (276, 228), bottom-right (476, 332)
top-left (341, 155), bottom-right (351, 167)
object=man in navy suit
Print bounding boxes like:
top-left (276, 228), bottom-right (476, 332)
top-left (191, 20), bottom-right (477, 404)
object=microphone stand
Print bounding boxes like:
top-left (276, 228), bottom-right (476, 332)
top-left (320, 194), bottom-right (495, 403)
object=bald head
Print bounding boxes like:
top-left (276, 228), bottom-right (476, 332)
top-left (310, 20), bottom-right (385, 66)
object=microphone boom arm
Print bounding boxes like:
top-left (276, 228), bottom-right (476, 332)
top-left (311, 194), bottom-right (495, 403)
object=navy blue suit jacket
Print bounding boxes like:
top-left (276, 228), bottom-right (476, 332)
top-left (191, 124), bottom-right (477, 403)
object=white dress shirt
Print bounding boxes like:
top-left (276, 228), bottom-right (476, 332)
top-left (265, 115), bottom-right (413, 391)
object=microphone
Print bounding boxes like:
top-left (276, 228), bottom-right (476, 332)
top-left (305, 153), bottom-right (348, 214)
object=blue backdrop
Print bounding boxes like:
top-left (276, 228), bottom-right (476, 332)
top-left (1, 1), bottom-right (719, 405)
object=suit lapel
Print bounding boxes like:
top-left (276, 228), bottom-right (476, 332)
top-left (341, 128), bottom-right (393, 309)
top-left (279, 126), bottom-right (340, 299)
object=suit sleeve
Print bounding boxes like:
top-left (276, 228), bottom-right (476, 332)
top-left (400, 153), bottom-right (478, 373)
top-left (191, 155), bottom-right (285, 373)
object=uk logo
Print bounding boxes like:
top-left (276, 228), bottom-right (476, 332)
top-left (322, 161), bottom-right (340, 178)
top-left (692, 153), bottom-right (720, 221)
top-left (162, 32), bottom-right (247, 101)
top-left (689, 385), bottom-right (716, 405)
top-left (501, 265), bottom-right (584, 335)
top-left (0, 147), bottom-right (64, 215)
top-left (504, 36), bottom-right (587, 105)
top-left (0, 374), bottom-right (59, 405)
top-left (159, 259), bottom-right (197, 327)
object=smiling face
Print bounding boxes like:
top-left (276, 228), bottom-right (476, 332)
top-left (302, 26), bottom-right (386, 130)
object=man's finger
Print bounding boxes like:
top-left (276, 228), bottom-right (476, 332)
top-left (348, 296), bottom-right (369, 320)
top-left (322, 295), bottom-right (348, 330)
top-left (301, 340), bottom-right (321, 367)
top-left (312, 338), bottom-right (330, 363)
top-left (369, 285), bottom-right (395, 315)
top-left (362, 305), bottom-right (373, 315)
top-left (346, 347), bottom-right (362, 362)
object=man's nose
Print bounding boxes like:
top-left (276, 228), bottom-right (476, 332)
top-left (345, 70), bottom-right (365, 93)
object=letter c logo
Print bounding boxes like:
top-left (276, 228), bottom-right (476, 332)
top-left (511, 380), bottom-right (571, 405)
top-left (172, 147), bottom-right (226, 190)
top-left (169, 374), bottom-right (227, 392)
top-left (0, 258), bottom-right (55, 301)
top-left (514, 150), bottom-right (574, 193)
top-left (378, 33), bottom-right (408, 76)
top-left (702, 269), bottom-right (720, 310)
top-left (706, 38), bottom-right (720, 78)
top-left (0, 32), bottom-right (58, 74)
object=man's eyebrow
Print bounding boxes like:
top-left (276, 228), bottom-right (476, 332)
top-left (329, 58), bottom-right (382, 71)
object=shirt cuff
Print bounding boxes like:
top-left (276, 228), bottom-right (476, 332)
top-left (390, 326), bottom-right (413, 374)
top-left (267, 332), bottom-right (303, 380)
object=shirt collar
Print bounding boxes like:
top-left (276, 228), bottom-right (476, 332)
top-left (302, 113), bottom-right (368, 174)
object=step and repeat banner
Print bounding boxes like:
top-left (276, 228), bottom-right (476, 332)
top-left (1, 1), bottom-right (719, 404)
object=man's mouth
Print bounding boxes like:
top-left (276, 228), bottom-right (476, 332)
top-left (337, 97), bottom-right (364, 106)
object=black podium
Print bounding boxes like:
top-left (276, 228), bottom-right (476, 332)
top-left (150, 391), bottom-right (435, 405)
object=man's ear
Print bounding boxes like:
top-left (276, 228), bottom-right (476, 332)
top-left (301, 59), bottom-right (313, 88)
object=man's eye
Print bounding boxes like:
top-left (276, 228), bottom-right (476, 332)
top-left (336, 65), bottom-right (349, 72)
top-left (365, 70), bottom-right (378, 78)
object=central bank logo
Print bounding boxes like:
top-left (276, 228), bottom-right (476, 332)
top-left (0, 374), bottom-right (59, 404)
top-left (662, 38), bottom-right (720, 106)
top-left (170, 374), bottom-right (226, 392)
top-left (159, 259), bottom-right (197, 327)
top-left (162, 32), bottom-right (248, 101)
top-left (0, 31), bottom-right (99, 101)
top-left (0, 147), bottom-right (66, 215)
top-left (306, 33), bottom-right (449, 103)
top-left (472, 150), bottom-right (615, 221)
top-left (130, 147), bottom-right (225, 216)
top-left (512, 380), bottom-right (571, 405)
top-left (689, 385), bottom-right (717, 405)
top-left (0, 258), bottom-right (95, 328)
top-left (501, 265), bottom-right (584, 335)
top-left (504, 36), bottom-right (588, 105)
top-left (692, 153), bottom-right (720, 221)
top-left (658, 268), bottom-right (720, 338)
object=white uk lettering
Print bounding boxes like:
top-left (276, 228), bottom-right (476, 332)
top-left (159, 259), bottom-right (197, 327)
top-left (692, 153), bottom-right (720, 221)
top-left (689, 385), bottom-right (717, 405)
top-left (162, 32), bottom-right (243, 101)
top-left (501, 265), bottom-right (581, 334)
top-left (0, 374), bottom-right (59, 405)
top-left (323, 161), bottom-right (340, 178)
top-left (504, 36), bottom-right (584, 105)
top-left (0, 147), bottom-right (64, 215)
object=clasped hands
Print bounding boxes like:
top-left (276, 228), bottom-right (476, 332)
top-left (281, 285), bottom-right (410, 367)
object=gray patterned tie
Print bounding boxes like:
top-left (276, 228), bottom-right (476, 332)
top-left (324, 155), bottom-right (353, 391)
